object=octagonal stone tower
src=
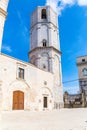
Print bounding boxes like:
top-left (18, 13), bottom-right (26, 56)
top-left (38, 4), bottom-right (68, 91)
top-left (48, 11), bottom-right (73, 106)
top-left (29, 6), bottom-right (63, 108)
top-left (0, 0), bottom-right (9, 52)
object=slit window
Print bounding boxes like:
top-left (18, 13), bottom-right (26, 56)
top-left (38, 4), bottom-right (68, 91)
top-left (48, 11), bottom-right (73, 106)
top-left (43, 97), bottom-right (47, 108)
top-left (41, 9), bottom-right (46, 19)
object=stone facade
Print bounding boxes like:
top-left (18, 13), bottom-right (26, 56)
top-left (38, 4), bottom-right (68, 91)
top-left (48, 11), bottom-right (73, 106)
top-left (63, 56), bottom-right (87, 108)
top-left (0, 2), bottom-right (64, 111)
top-left (0, 0), bottom-right (9, 52)
top-left (77, 56), bottom-right (87, 100)
top-left (29, 6), bottom-right (63, 108)
top-left (63, 91), bottom-right (86, 108)
top-left (0, 53), bottom-right (54, 111)
top-left (30, 6), bottom-right (60, 51)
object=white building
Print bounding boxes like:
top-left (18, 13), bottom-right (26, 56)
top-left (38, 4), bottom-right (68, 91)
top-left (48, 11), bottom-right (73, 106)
top-left (0, 0), bottom-right (63, 111)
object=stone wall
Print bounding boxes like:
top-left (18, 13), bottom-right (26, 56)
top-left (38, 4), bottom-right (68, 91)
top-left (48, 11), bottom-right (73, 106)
top-left (0, 0), bottom-right (9, 51)
top-left (0, 53), bottom-right (54, 111)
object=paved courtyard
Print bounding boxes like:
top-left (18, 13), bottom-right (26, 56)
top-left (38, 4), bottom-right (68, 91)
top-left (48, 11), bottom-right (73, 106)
top-left (1, 108), bottom-right (87, 130)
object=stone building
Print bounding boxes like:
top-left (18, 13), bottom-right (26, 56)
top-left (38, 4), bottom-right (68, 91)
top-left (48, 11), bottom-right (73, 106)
top-left (0, 0), bottom-right (64, 111)
top-left (63, 56), bottom-right (87, 108)
top-left (77, 56), bottom-right (87, 101)
top-left (63, 91), bottom-right (86, 108)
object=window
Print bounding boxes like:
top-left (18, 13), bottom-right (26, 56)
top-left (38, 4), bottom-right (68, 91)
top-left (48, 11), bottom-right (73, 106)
top-left (43, 97), bottom-right (47, 108)
top-left (18, 68), bottom-right (24, 79)
top-left (43, 64), bottom-right (46, 69)
top-left (82, 68), bottom-right (87, 76)
top-left (44, 81), bottom-right (47, 85)
top-left (41, 9), bottom-right (46, 19)
top-left (82, 59), bottom-right (85, 62)
top-left (43, 39), bottom-right (47, 47)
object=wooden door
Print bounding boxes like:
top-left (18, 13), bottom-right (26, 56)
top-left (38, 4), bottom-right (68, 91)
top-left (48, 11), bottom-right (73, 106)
top-left (13, 91), bottom-right (24, 110)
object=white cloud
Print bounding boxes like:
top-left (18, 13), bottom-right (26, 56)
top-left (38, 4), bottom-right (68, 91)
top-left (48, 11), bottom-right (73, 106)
top-left (46, 0), bottom-right (75, 15)
top-left (78, 0), bottom-right (87, 6)
top-left (61, 0), bottom-right (75, 5)
top-left (45, 0), bottom-right (87, 15)
top-left (46, 0), bottom-right (58, 12)
top-left (2, 45), bottom-right (12, 53)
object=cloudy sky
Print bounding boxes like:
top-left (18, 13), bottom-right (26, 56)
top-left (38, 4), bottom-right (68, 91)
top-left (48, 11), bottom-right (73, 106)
top-left (1, 0), bottom-right (87, 94)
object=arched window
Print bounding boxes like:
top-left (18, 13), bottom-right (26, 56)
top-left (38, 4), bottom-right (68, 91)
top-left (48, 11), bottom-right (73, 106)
top-left (82, 68), bottom-right (87, 76)
top-left (43, 39), bottom-right (47, 47)
top-left (41, 9), bottom-right (46, 19)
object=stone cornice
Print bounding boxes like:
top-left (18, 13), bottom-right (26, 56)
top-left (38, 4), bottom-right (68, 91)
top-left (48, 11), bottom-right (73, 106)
top-left (0, 7), bottom-right (7, 17)
top-left (31, 21), bottom-right (58, 30)
top-left (77, 61), bottom-right (87, 66)
top-left (29, 46), bottom-right (62, 55)
top-left (79, 78), bottom-right (87, 81)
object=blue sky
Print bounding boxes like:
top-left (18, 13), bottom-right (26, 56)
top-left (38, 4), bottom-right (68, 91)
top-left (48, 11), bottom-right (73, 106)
top-left (1, 0), bottom-right (87, 94)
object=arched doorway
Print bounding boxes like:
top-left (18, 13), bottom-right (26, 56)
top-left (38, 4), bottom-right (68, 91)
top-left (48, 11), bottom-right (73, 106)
top-left (13, 90), bottom-right (24, 110)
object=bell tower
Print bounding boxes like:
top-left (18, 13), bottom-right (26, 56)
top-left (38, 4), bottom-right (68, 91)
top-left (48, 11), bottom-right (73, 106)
top-left (29, 6), bottom-right (60, 71)
top-left (0, 0), bottom-right (9, 52)
top-left (29, 6), bottom-right (63, 108)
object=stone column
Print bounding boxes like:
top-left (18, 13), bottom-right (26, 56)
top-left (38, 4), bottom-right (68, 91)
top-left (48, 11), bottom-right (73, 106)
top-left (0, 82), bottom-right (2, 128)
top-left (0, 8), bottom-right (7, 52)
top-left (82, 91), bottom-right (86, 107)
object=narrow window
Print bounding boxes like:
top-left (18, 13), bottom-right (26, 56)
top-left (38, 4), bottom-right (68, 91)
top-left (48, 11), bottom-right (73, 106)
top-left (43, 40), bottom-right (47, 47)
top-left (43, 64), bottom-right (46, 69)
top-left (43, 97), bottom-right (47, 108)
top-left (82, 68), bottom-right (87, 76)
top-left (41, 9), bottom-right (46, 19)
top-left (18, 68), bottom-right (24, 79)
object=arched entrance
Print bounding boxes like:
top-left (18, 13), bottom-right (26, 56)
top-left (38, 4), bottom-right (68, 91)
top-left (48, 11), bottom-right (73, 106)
top-left (39, 87), bottom-right (53, 111)
top-left (13, 90), bottom-right (24, 110)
